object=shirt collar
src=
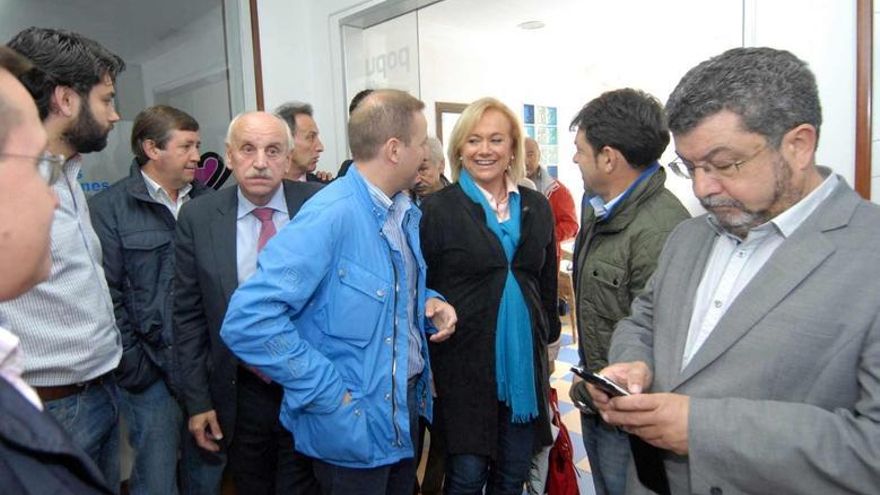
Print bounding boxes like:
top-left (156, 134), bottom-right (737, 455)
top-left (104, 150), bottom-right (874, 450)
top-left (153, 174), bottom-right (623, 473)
top-left (590, 162), bottom-right (659, 219)
top-left (706, 172), bottom-right (839, 239)
top-left (140, 170), bottom-right (192, 202)
top-left (236, 184), bottom-right (288, 220)
top-left (0, 326), bottom-right (22, 377)
top-left (474, 172), bottom-right (519, 202)
top-left (364, 176), bottom-right (412, 215)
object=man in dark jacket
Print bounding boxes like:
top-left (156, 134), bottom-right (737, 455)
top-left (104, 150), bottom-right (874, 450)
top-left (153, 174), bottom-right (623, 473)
top-left (569, 89), bottom-right (690, 495)
top-left (90, 105), bottom-right (211, 494)
top-left (174, 111), bottom-right (324, 494)
top-left (0, 45), bottom-right (111, 495)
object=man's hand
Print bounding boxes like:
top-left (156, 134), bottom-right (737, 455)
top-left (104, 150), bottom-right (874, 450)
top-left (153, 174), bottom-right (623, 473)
top-left (569, 374), bottom-right (594, 413)
top-left (188, 410), bottom-right (224, 452)
top-left (426, 297), bottom-right (457, 342)
top-left (601, 393), bottom-right (690, 455)
top-left (314, 170), bottom-right (334, 182)
top-left (586, 361), bottom-right (653, 412)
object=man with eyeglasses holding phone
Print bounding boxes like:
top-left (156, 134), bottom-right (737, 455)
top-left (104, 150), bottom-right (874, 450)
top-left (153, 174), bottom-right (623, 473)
top-left (1, 27), bottom-right (126, 491)
top-left (587, 47), bottom-right (880, 494)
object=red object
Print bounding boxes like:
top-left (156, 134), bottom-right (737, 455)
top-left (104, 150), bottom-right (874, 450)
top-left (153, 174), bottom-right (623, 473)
top-left (253, 207), bottom-right (277, 251)
top-left (546, 180), bottom-right (579, 264)
top-left (546, 387), bottom-right (580, 495)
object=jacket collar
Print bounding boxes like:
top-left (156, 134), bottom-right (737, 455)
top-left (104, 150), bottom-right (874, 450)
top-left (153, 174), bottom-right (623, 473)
top-left (125, 157), bottom-right (209, 203)
top-left (585, 166), bottom-right (668, 234)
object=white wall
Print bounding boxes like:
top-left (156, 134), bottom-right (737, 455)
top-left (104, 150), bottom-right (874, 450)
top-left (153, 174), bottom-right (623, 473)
top-left (256, 0), bottom-right (861, 203)
top-left (745, 0), bottom-right (857, 187)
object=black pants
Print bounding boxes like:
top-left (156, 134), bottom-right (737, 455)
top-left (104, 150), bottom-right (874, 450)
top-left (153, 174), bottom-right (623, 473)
top-left (231, 365), bottom-right (321, 495)
top-left (312, 379), bottom-right (419, 495)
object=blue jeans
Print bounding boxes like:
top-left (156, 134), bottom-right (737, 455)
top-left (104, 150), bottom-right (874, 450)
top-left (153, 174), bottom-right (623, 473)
top-left (444, 404), bottom-right (535, 495)
top-left (120, 379), bottom-right (183, 495)
top-left (581, 413), bottom-right (630, 495)
top-left (312, 379), bottom-right (419, 495)
top-left (179, 431), bottom-right (227, 495)
top-left (44, 377), bottom-right (121, 493)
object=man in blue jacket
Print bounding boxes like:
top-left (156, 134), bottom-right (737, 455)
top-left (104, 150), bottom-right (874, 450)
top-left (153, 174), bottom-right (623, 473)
top-left (90, 105), bottom-right (211, 495)
top-left (221, 89), bottom-right (457, 495)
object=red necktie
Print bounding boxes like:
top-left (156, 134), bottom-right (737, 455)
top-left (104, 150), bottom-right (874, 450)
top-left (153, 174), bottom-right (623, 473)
top-left (246, 207), bottom-right (277, 384)
top-left (253, 207), bottom-right (277, 252)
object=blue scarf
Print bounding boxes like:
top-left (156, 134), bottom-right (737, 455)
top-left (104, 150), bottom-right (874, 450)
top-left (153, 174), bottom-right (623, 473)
top-left (458, 170), bottom-right (538, 422)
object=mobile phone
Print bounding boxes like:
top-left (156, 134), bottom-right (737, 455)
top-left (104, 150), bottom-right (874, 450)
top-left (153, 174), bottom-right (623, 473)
top-left (570, 366), bottom-right (630, 397)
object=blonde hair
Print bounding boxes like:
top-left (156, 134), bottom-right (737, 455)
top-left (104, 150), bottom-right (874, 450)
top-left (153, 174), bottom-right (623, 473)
top-left (447, 97), bottom-right (525, 183)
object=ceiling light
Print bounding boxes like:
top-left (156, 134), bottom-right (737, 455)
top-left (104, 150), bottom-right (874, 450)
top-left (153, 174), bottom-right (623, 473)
top-left (517, 20), bottom-right (545, 30)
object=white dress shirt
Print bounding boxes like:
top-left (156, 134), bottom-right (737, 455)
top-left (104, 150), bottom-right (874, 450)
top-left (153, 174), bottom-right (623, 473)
top-left (0, 326), bottom-right (42, 410)
top-left (682, 173), bottom-right (839, 369)
top-left (140, 171), bottom-right (193, 219)
top-left (236, 186), bottom-right (290, 284)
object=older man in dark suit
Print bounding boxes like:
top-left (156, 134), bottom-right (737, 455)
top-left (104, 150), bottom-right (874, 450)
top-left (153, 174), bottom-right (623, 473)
top-left (173, 111), bottom-right (322, 494)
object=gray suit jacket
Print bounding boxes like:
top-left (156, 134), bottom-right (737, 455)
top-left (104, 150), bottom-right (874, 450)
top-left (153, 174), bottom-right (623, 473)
top-left (173, 180), bottom-right (322, 438)
top-left (610, 178), bottom-right (880, 495)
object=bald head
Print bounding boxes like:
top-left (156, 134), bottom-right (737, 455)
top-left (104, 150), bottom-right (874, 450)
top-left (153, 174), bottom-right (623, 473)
top-left (225, 111), bottom-right (293, 206)
top-left (348, 89), bottom-right (425, 162)
top-left (524, 137), bottom-right (541, 178)
top-left (226, 111), bottom-right (293, 149)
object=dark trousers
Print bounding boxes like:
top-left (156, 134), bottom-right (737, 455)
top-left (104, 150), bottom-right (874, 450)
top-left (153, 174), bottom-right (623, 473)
top-left (444, 403), bottom-right (535, 495)
top-left (231, 366), bottom-right (320, 495)
top-left (313, 379), bottom-right (419, 495)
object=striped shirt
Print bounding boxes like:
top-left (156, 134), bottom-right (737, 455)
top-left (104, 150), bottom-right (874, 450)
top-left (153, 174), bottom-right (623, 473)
top-left (364, 181), bottom-right (424, 379)
top-left (0, 157), bottom-right (121, 386)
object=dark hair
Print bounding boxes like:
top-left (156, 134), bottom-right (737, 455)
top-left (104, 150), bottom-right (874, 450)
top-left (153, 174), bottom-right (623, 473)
top-left (0, 46), bottom-right (35, 152)
top-left (8, 27), bottom-right (125, 121)
top-left (274, 101), bottom-right (313, 135)
top-left (348, 89), bottom-right (374, 115)
top-left (570, 88), bottom-right (669, 168)
top-left (131, 105), bottom-right (199, 165)
top-left (666, 47), bottom-right (821, 148)
top-left (348, 89), bottom-right (424, 162)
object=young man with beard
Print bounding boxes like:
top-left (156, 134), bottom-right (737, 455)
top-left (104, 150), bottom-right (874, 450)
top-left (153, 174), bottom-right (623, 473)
top-left (1, 27), bottom-right (125, 490)
top-left (89, 105), bottom-right (212, 495)
top-left (0, 44), bottom-right (111, 495)
top-left (588, 48), bottom-right (880, 494)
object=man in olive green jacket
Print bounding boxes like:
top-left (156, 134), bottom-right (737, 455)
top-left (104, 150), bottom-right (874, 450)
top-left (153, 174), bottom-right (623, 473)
top-left (569, 89), bottom-right (689, 495)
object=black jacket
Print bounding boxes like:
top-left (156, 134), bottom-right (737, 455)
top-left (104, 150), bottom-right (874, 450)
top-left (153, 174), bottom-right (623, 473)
top-left (0, 379), bottom-right (112, 494)
top-left (89, 161), bottom-right (212, 393)
top-left (420, 184), bottom-right (561, 457)
top-left (172, 180), bottom-right (322, 436)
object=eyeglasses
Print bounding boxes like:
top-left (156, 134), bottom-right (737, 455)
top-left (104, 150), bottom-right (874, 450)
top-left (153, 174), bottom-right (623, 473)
top-left (0, 152), bottom-right (66, 185)
top-left (668, 143), bottom-right (768, 180)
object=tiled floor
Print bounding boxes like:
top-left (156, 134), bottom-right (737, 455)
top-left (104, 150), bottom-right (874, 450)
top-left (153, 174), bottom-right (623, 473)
top-left (417, 329), bottom-right (597, 495)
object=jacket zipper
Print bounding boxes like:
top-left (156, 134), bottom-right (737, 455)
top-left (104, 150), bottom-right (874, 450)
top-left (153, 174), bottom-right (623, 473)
top-left (383, 234), bottom-right (403, 447)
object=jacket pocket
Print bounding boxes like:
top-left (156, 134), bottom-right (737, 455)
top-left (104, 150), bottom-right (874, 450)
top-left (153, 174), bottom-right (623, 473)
top-left (327, 257), bottom-right (391, 347)
top-left (296, 392), bottom-right (373, 464)
top-left (587, 259), bottom-right (628, 320)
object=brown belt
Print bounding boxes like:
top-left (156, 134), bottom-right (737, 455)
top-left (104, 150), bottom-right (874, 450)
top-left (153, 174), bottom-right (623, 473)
top-left (34, 372), bottom-right (112, 402)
